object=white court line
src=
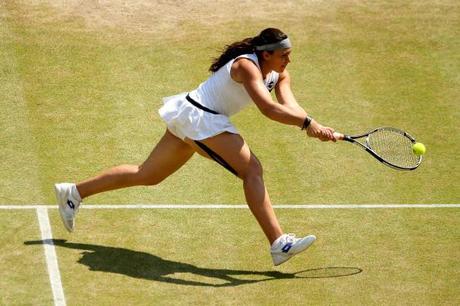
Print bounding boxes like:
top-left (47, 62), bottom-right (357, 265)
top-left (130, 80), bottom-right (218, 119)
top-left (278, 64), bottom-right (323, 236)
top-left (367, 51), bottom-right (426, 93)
top-left (1, 205), bottom-right (55, 209)
top-left (80, 204), bottom-right (460, 209)
top-left (7, 202), bottom-right (459, 306)
top-left (0, 204), bottom-right (459, 209)
top-left (36, 207), bottom-right (66, 306)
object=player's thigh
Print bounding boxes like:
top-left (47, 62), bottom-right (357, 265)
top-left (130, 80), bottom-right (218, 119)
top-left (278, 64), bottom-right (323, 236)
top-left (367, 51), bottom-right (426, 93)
top-left (138, 129), bottom-right (195, 184)
top-left (185, 132), bottom-right (261, 179)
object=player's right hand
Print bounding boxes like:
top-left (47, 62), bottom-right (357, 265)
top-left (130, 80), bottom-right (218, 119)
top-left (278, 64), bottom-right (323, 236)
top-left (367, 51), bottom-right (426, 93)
top-left (306, 120), bottom-right (336, 142)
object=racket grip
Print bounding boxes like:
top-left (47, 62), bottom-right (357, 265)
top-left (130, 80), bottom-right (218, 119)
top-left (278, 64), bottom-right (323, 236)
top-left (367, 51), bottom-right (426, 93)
top-left (333, 132), bottom-right (345, 141)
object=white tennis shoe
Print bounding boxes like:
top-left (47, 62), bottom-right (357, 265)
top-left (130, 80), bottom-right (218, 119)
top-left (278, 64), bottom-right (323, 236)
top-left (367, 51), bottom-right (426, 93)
top-left (54, 183), bottom-right (81, 232)
top-left (270, 233), bottom-right (316, 266)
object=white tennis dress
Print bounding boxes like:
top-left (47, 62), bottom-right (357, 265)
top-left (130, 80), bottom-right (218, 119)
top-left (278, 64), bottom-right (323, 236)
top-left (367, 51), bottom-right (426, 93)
top-left (159, 53), bottom-right (279, 140)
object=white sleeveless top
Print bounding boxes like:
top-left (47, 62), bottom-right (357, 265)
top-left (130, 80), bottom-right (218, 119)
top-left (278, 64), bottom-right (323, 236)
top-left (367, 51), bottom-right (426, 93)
top-left (189, 53), bottom-right (279, 116)
top-left (158, 53), bottom-right (279, 140)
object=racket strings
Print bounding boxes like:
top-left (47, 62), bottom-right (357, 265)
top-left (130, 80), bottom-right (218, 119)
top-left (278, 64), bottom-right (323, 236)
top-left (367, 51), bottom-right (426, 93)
top-left (367, 130), bottom-right (421, 168)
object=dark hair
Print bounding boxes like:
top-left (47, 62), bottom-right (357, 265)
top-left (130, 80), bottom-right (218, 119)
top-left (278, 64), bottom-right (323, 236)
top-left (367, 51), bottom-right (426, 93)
top-left (209, 28), bottom-right (288, 72)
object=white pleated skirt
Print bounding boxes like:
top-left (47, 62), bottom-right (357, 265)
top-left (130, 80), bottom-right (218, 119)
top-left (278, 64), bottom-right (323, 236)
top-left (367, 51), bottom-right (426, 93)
top-left (158, 92), bottom-right (239, 141)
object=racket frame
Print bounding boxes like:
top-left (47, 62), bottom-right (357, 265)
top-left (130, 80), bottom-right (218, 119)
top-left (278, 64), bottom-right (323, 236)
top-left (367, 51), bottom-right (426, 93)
top-left (341, 127), bottom-right (422, 170)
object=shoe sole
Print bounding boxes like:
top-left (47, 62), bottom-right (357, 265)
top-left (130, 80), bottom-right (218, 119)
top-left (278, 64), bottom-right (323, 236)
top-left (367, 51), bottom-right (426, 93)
top-left (54, 184), bottom-right (74, 233)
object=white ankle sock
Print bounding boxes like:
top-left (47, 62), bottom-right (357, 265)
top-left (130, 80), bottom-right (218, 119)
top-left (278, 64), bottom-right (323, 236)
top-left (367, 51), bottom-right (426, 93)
top-left (71, 184), bottom-right (82, 202)
top-left (271, 234), bottom-right (286, 249)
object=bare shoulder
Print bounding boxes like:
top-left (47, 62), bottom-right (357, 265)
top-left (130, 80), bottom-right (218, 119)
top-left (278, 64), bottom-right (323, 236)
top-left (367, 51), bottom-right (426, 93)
top-left (231, 58), bottom-right (262, 83)
top-left (275, 69), bottom-right (292, 95)
top-left (278, 69), bottom-right (290, 82)
top-left (275, 69), bottom-right (292, 93)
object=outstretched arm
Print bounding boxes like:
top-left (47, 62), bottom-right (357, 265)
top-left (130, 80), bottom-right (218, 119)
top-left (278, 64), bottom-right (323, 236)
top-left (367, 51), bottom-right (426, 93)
top-left (233, 58), bottom-right (306, 127)
top-left (275, 70), bottom-right (335, 142)
top-left (232, 58), bottom-right (334, 141)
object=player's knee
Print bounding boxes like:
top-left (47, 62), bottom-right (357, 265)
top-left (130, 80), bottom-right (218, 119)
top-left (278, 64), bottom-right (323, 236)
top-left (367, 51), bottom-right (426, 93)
top-left (136, 167), bottom-right (164, 186)
top-left (141, 176), bottom-right (164, 186)
top-left (241, 157), bottom-right (264, 181)
top-left (139, 174), bottom-right (165, 186)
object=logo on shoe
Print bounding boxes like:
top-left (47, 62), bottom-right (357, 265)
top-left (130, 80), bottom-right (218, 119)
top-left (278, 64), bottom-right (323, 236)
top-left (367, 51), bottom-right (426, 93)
top-left (67, 200), bottom-right (75, 210)
top-left (281, 242), bottom-right (293, 253)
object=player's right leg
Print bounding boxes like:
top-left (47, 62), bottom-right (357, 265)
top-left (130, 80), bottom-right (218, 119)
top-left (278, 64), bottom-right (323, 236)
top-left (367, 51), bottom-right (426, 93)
top-left (55, 129), bottom-right (195, 232)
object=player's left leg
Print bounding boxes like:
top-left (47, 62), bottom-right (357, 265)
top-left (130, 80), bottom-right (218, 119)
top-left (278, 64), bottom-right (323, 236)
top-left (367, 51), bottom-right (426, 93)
top-left (185, 132), bottom-right (283, 244)
top-left (185, 132), bottom-right (316, 265)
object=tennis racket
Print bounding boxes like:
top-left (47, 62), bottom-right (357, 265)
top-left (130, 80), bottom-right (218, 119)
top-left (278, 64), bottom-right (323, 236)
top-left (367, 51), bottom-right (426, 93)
top-left (333, 127), bottom-right (422, 170)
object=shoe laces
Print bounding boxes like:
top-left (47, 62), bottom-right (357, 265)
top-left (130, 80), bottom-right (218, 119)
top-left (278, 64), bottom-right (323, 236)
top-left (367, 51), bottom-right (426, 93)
top-left (284, 233), bottom-right (297, 243)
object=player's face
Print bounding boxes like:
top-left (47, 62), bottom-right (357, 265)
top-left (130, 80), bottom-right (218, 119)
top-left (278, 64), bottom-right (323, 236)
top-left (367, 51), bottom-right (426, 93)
top-left (264, 48), bottom-right (291, 73)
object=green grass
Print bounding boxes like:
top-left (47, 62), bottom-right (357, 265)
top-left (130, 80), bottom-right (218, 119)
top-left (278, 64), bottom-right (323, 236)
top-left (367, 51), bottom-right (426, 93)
top-left (1, 0), bottom-right (459, 204)
top-left (7, 207), bottom-right (457, 305)
top-left (1, 0), bottom-right (459, 304)
top-left (0, 211), bottom-right (52, 305)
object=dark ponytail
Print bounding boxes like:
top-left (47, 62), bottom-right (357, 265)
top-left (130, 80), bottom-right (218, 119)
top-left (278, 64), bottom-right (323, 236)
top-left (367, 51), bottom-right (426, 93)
top-left (209, 28), bottom-right (288, 72)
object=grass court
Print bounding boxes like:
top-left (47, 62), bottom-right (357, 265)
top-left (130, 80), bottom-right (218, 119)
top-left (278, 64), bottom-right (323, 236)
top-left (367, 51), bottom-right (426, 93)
top-left (1, 0), bottom-right (459, 305)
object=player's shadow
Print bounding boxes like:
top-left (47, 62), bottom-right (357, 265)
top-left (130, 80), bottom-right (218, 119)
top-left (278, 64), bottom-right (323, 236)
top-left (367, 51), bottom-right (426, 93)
top-left (24, 239), bottom-right (362, 287)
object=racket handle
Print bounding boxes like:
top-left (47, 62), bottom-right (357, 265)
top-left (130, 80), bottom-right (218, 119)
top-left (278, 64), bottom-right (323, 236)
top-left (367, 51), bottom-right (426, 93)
top-left (333, 132), bottom-right (345, 141)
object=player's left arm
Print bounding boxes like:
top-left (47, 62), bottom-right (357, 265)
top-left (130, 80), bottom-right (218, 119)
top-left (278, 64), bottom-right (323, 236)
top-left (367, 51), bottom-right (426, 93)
top-left (274, 70), bottom-right (306, 114)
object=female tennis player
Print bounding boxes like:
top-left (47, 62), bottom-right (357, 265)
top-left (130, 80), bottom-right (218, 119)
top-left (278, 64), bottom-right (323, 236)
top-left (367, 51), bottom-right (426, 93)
top-left (55, 28), bottom-right (336, 266)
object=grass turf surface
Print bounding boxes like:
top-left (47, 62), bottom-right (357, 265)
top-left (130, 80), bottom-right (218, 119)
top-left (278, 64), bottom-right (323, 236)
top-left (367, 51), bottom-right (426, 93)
top-left (1, 0), bottom-right (459, 204)
top-left (4, 208), bottom-right (458, 305)
top-left (1, 0), bottom-right (459, 304)
top-left (0, 210), bottom-right (53, 305)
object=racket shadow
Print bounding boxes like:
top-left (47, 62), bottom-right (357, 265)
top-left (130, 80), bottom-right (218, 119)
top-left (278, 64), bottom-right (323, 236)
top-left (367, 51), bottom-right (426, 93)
top-left (292, 267), bottom-right (363, 278)
top-left (24, 239), bottom-right (362, 287)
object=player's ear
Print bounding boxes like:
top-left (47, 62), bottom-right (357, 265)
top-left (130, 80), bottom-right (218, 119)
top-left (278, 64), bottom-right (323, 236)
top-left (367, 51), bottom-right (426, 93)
top-left (262, 51), bottom-right (272, 61)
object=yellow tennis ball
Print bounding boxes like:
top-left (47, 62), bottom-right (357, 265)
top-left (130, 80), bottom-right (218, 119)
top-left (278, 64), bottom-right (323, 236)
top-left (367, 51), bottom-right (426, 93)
top-left (412, 142), bottom-right (426, 156)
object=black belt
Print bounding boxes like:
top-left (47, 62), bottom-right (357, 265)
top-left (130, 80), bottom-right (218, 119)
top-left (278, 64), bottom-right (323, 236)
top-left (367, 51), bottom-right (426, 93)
top-left (186, 94), bottom-right (219, 115)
